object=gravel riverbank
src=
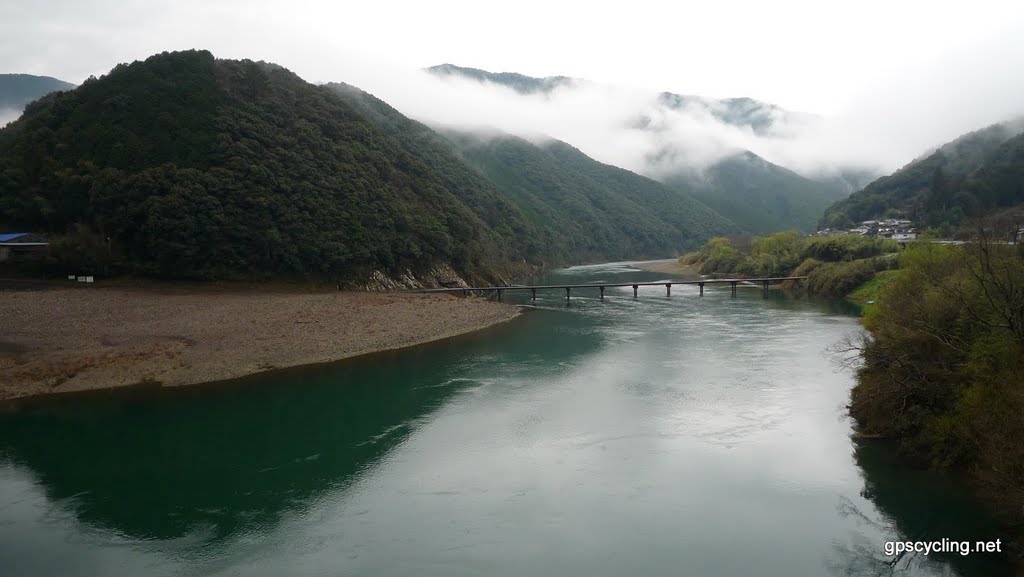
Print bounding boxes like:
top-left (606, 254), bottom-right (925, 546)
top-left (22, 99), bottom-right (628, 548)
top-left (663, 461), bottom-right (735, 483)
top-left (0, 287), bottom-right (519, 401)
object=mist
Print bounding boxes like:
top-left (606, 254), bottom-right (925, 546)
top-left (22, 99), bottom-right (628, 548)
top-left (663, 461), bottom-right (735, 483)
top-left (3, 1), bottom-right (1023, 183)
top-left (332, 23), bottom-right (1024, 181)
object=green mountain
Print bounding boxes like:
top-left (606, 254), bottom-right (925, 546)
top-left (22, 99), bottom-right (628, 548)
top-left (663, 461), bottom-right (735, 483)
top-left (445, 133), bottom-right (739, 262)
top-left (0, 50), bottom-right (541, 282)
top-left (662, 151), bottom-right (851, 234)
top-left (328, 82), bottom-right (737, 263)
top-left (0, 73), bottom-right (75, 111)
top-left (820, 120), bottom-right (1024, 230)
top-left (0, 51), bottom-right (732, 283)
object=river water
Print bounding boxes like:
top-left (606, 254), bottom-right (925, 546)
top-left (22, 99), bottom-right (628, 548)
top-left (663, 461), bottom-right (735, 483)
top-left (0, 262), bottom-right (1012, 576)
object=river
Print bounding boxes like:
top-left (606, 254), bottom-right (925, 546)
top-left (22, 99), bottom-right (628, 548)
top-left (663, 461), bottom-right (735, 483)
top-left (0, 262), bottom-right (1012, 576)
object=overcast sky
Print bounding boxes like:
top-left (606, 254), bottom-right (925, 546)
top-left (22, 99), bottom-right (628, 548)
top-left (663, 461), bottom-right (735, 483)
top-left (3, 0), bottom-right (1024, 172)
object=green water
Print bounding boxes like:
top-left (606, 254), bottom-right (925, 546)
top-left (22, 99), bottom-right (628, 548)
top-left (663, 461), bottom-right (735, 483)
top-left (0, 262), bottom-right (1012, 576)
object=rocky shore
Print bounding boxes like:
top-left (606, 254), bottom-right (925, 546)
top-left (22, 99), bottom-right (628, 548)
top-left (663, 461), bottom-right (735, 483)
top-left (0, 287), bottom-right (519, 401)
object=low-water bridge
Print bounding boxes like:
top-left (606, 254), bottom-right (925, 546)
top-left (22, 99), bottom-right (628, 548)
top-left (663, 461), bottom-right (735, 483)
top-left (415, 277), bottom-right (808, 302)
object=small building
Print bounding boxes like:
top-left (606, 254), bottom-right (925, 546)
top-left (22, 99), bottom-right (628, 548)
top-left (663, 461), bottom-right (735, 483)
top-left (0, 233), bottom-right (49, 262)
top-left (893, 232), bottom-right (917, 242)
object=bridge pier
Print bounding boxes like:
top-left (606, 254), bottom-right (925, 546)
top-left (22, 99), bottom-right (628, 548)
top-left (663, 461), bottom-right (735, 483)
top-left (731, 281), bottom-right (738, 297)
top-left (531, 288), bottom-right (537, 300)
top-left (497, 288), bottom-right (503, 302)
top-left (762, 280), bottom-right (769, 298)
top-left (665, 283), bottom-right (671, 297)
top-left (699, 282), bottom-right (704, 296)
top-left (632, 284), bottom-right (638, 298)
top-left (565, 287), bottom-right (571, 302)
top-left (599, 286), bottom-right (605, 300)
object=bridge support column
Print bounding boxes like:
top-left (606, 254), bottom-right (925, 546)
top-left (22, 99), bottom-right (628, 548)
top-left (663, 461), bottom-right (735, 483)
top-left (565, 287), bottom-right (571, 302)
top-left (762, 280), bottom-right (769, 298)
top-left (632, 284), bottom-right (638, 299)
top-left (699, 282), bottom-right (704, 296)
top-left (599, 286), bottom-right (605, 300)
top-left (666, 283), bottom-right (671, 297)
top-left (731, 281), bottom-right (737, 297)
top-left (531, 288), bottom-right (537, 301)
top-left (497, 289), bottom-right (503, 302)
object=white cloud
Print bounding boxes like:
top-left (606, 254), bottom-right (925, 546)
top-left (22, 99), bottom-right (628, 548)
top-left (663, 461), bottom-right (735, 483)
top-left (0, 108), bottom-right (22, 127)
top-left (2, 0), bottom-right (1024, 178)
top-left (337, 20), bottom-right (1024, 181)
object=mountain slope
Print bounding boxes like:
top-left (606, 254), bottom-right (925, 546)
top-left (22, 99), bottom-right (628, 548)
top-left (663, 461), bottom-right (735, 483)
top-left (662, 151), bottom-right (850, 234)
top-left (820, 120), bottom-right (1024, 229)
top-left (0, 73), bottom-right (75, 110)
top-left (328, 82), bottom-right (736, 262)
top-left (0, 50), bottom-right (539, 282)
top-left (437, 131), bottom-right (739, 262)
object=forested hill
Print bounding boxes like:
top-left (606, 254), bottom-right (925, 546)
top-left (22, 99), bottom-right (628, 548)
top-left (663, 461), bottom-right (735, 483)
top-left (820, 120), bottom-right (1024, 231)
top-left (0, 50), bottom-right (541, 282)
top-left (0, 51), bottom-right (733, 283)
top-left (0, 73), bottom-right (75, 111)
top-left (662, 151), bottom-right (851, 235)
top-left (328, 82), bottom-right (737, 262)
top-left (434, 130), bottom-right (739, 262)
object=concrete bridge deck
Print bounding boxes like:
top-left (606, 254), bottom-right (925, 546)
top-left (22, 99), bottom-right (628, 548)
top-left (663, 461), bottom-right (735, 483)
top-left (415, 277), bottom-right (807, 301)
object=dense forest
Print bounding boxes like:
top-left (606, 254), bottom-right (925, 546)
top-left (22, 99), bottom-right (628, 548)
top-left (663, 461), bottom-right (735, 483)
top-left (820, 121), bottom-right (1024, 232)
top-left (0, 51), bottom-right (549, 282)
top-left (0, 51), bottom-right (742, 283)
top-left (663, 151), bottom-right (851, 234)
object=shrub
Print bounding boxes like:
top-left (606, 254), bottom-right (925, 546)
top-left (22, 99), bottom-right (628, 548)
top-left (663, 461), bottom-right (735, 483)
top-left (804, 258), bottom-right (884, 298)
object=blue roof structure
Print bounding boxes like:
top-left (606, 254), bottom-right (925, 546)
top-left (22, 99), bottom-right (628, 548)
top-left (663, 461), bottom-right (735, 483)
top-left (0, 233), bottom-right (29, 242)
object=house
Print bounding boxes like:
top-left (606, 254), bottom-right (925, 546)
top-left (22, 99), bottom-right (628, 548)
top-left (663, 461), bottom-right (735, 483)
top-left (0, 233), bottom-right (49, 262)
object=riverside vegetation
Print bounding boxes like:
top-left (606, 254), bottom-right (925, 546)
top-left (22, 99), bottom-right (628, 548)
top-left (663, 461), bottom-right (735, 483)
top-left (850, 236), bottom-right (1024, 545)
top-left (679, 231), bottom-right (899, 298)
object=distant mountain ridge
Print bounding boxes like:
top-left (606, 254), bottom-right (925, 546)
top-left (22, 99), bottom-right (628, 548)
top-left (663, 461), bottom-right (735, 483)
top-left (426, 64), bottom-right (575, 95)
top-left (0, 73), bottom-right (75, 115)
top-left (820, 119), bottom-right (1024, 230)
top-left (426, 63), bottom-right (803, 136)
top-left (426, 63), bottom-right (860, 234)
